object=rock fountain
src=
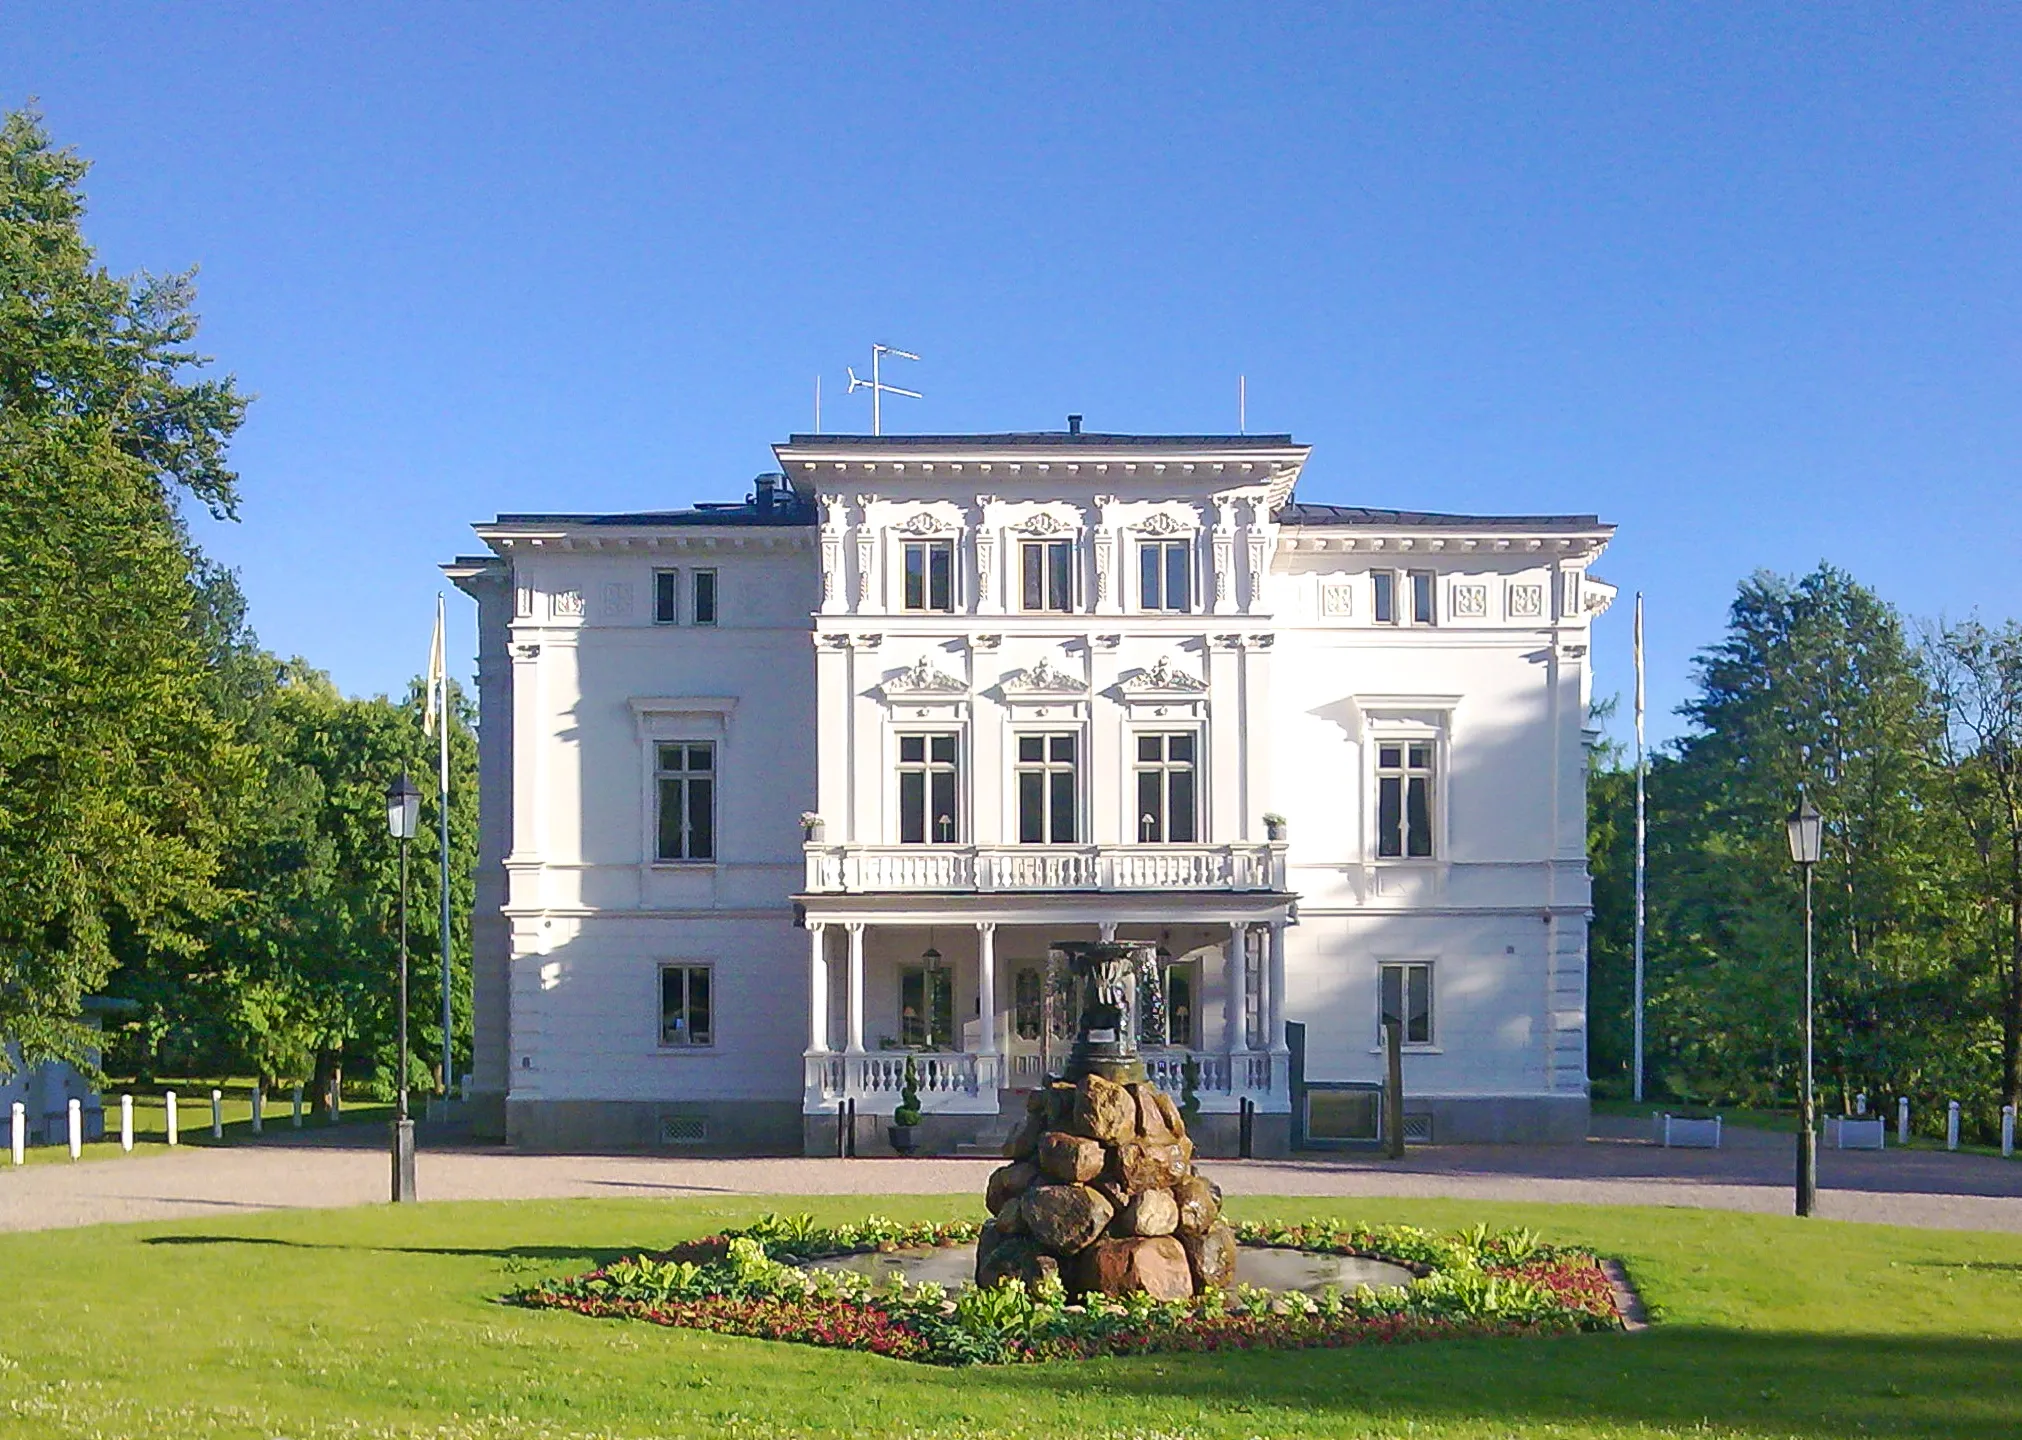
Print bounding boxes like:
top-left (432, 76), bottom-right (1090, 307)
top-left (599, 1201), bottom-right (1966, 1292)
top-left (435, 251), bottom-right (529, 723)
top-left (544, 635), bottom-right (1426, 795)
top-left (976, 940), bottom-right (1236, 1300)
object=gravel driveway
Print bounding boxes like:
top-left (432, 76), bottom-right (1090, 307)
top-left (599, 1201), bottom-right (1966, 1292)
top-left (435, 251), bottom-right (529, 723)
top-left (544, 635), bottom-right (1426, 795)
top-left (5, 1123), bottom-right (2020, 1235)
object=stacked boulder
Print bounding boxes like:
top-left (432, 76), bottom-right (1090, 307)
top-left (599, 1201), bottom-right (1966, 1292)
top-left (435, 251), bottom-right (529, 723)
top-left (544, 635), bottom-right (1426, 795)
top-left (976, 1072), bottom-right (1236, 1300)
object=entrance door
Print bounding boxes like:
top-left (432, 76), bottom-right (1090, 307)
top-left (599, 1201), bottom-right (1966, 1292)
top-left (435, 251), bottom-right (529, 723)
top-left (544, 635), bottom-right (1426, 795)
top-left (1006, 961), bottom-right (1047, 1089)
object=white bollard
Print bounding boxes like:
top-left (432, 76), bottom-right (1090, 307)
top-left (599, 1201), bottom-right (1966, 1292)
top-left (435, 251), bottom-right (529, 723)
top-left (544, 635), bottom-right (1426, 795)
top-left (2004, 1105), bottom-right (2015, 1159)
top-left (251, 1086), bottom-right (263, 1135)
top-left (67, 1098), bottom-right (81, 1159)
top-left (1897, 1096), bottom-right (1910, 1147)
top-left (459, 1072), bottom-right (471, 1103)
top-left (1947, 1100), bottom-right (1961, 1151)
top-left (1855, 1092), bottom-right (1868, 1117)
top-left (210, 1088), bottom-right (223, 1140)
top-left (291, 1083), bottom-right (303, 1129)
top-left (165, 1090), bottom-right (178, 1146)
top-left (120, 1094), bottom-right (133, 1152)
top-left (331, 1084), bottom-right (341, 1124)
top-left (11, 1100), bottom-right (25, 1164)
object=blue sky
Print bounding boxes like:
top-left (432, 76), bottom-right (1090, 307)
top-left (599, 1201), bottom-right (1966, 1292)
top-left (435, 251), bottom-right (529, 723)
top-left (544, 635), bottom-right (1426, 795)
top-left (8, 5), bottom-right (2018, 746)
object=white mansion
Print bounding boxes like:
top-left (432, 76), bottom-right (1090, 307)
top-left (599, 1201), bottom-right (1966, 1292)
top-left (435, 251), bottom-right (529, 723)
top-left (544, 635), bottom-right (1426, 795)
top-left (447, 426), bottom-right (1614, 1155)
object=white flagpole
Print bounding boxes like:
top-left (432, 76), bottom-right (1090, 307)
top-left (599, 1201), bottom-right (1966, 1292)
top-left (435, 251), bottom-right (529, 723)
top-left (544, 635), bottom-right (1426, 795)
top-left (435, 593), bottom-right (454, 1097)
top-left (1633, 591), bottom-right (1647, 1103)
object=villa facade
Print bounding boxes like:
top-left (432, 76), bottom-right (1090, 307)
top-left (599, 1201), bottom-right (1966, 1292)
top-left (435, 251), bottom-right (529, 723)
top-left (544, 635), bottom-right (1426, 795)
top-left (447, 427), bottom-right (1614, 1155)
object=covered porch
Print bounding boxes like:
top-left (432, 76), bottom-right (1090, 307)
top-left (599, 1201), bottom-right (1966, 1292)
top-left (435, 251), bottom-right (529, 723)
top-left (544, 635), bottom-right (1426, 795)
top-left (794, 893), bottom-right (1296, 1152)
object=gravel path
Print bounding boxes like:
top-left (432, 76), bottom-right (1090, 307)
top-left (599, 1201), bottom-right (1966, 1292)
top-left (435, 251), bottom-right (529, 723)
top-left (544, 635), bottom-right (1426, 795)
top-left (5, 1126), bottom-right (2020, 1235)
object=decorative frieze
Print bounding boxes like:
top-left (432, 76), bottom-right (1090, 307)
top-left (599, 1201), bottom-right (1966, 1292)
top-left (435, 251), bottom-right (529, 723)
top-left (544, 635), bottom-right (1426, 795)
top-left (1450, 583), bottom-right (1488, 620)
top-left (551, 589), bottom-right (585, 619)
top-left (1508, 583), bottom-right (1544, 620)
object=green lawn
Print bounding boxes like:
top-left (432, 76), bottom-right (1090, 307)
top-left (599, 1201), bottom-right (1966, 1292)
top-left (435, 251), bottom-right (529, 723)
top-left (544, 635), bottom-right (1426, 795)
top-left (13, 1082), bottom-right (394, 1165)
top-left (2, 1195), bottom-right (2019, 1439)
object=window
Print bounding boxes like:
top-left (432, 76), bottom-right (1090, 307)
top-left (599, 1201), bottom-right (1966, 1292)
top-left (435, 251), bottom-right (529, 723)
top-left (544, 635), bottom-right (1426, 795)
top-left (897, 733), bottom-right (959, 844)
top-left (1139, 539), bottom-right (1191, 612)
top-left (692, 569), bottom-right (718, 626)
top-left (654, 570), bottom-right (679, 624)
top-left (654, 742), bottom-right (715, 861)
top-left (899, 965), bottom-right (954, 1049)
top-left (903, 539), bottom-right (954, 612)
top-left (1410, 570), bottom-right (1435, 625)
top-left (1013, 966), bottom-right (1043, 1042)
top-left (654, 569), bottom-right (718, 625)
top-left (660, 964), bottom-right (713, 1046)
top-left (1379, 961), bottom-right (1433, 1046)
top-left (1372, 571), bottom-right (1395, 625)
top-left (1134, 733), bottom-right (1198, 843)
top-left (1376, 740), bottom-right (1434, 859)
top-left (1015, 733), bottom-right (1079, 843)
top-left (1021, 539), bottom-right (1074, 612)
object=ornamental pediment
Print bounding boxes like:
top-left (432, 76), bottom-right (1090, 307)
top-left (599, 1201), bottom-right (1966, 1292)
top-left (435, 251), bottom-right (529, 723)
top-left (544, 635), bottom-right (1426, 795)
top-left (1001, 656), bottom-right (1086, 693)
top-left (882, 657), bottom-right (967, 695)
top-left (1121, 656), bottom-right (1208, 694)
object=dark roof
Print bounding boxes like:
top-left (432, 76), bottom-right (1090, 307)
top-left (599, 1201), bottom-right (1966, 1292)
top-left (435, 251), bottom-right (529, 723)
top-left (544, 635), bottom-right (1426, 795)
top-left (490, 494), bottom-right (816, 529)
top-left (783, 431), bottom-right (1296, 449)
top-left (1277, 501), bottom-right (1608, 532)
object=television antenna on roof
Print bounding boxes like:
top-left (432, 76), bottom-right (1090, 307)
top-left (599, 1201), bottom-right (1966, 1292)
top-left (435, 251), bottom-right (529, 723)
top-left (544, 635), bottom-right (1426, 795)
top-left (847, 344), bottom-right (922, 435)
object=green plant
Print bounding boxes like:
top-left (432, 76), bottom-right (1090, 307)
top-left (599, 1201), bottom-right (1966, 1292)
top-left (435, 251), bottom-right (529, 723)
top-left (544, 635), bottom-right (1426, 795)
top-left (893, 1055), bottom-right (923, 1127)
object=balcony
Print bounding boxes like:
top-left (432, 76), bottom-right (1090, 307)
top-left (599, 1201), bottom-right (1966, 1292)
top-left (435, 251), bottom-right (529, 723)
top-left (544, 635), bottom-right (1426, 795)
top-left (802, 842), bottom-right (1287, 894)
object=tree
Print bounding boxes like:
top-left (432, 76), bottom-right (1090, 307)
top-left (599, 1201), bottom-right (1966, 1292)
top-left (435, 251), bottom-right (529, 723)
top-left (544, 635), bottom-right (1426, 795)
top-left (0, 108), bottom-right (252, 1076)
top-left (1928, 619), bottom-right (2022, 1113)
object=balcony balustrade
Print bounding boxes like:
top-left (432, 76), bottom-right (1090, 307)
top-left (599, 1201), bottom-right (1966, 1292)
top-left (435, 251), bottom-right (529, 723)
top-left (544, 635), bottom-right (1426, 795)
top-left (803, 842), bottom-right (1287, 894)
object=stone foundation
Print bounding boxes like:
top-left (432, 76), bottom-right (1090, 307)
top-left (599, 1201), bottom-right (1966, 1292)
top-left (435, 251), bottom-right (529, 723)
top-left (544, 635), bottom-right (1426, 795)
top-left (505, 1098), bottom-right (802, 1154)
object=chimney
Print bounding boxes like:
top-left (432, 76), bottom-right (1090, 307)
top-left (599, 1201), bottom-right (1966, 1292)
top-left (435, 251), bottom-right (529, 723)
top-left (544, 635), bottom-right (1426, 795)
top-left (754, 473), bottom-right (778, 515)
top-left (1067, 414), bottom-right (1083, 436)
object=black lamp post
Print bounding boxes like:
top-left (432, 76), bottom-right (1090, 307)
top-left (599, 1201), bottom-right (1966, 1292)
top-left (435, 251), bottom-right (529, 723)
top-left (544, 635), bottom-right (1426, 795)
top-left (1785, 795), bottom-right (1823, 1218)
top-left (386, 772), bottom-right (422, 1204)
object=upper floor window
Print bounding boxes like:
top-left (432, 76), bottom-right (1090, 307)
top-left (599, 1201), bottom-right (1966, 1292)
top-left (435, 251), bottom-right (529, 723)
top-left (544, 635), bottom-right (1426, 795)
top-left (1015, 733), bottom-right (1079, 844)
top-left (897, 733), bottom-right (959, 844)
top-left (1411, 571), bottom-right (1435, 625)
top-left (654, 569), bottom-right (719, 625)
top-left (1139, 539), bottom-right (1192, 612)
top-left (655, 742), bottom-right (715, 861)
top-left (1134, 733), bottom-right (1198, 843)
top-left (1376, 740), bottom-right (1434, 858)
top-left (1373, 570), bottom-right (1436, 626)
top-left (1379, 960), bottom-right (1434, 1046)
top-left (903, 539), bottom-right (954, 612)
top-left (1021, 539), bottom-right (1074, 612)
top-left (660, 964), bottom-right (714, 1046)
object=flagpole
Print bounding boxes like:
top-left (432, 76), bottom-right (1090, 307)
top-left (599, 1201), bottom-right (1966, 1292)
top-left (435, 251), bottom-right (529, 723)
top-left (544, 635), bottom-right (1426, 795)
top-left (1633, 591), bottom-right (1647, 1103)
top-left (436, 593), bottom-right (454, 1098)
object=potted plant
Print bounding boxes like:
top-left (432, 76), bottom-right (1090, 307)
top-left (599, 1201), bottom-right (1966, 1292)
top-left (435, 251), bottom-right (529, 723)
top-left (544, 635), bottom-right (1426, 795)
top-left (1263, 812), bottom-right (1288, 842)
top-left (799, 811), bottom-right (825, 843)
top-left (888, 1055), bottom-right (923, 1155)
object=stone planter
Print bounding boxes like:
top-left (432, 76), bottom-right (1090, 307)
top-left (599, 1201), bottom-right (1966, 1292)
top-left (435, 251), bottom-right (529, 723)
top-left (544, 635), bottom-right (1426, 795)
top-left (1658, 1113), bottom-right (1722, 1149)
top-left (1829, 1116), bottom-right (1885, 1150)
top-left (888, 1123), bottom-right (920, 1156)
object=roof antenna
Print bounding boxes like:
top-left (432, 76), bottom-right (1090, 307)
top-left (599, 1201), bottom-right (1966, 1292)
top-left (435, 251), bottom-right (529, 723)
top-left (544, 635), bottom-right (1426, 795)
top-left (846, 344), bottom-right (922, 435)
top-left (1239, 375), bottom-right (1247, 435)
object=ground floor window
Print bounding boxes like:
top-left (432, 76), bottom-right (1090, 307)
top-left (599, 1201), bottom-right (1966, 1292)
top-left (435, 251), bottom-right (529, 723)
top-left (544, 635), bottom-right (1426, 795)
top-left (1378, 961), bottom-right (1434, 1046)
top-left (1013, 966), bottom-right (1044, 1041)
top-left (1139, 961), bottom-right (1197, 1048)
top-left (659, 964), bottom-right (713, 1047)
top-left (899, 965), bottom-right (954, 1049)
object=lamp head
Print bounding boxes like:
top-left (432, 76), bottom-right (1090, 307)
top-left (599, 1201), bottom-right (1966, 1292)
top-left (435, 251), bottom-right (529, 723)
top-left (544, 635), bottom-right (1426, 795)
top-left (386, 772), bottom-right (422, 841)
top-left (1785, 796), bottom-right (1823, 866)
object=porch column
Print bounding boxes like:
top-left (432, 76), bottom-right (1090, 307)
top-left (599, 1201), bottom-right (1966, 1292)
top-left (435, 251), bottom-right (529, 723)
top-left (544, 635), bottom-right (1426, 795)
top-left (806, 924), bottom-right (829, 1052)
top-left (844, 922), bottom-right (866, 1054)
top-left (975, 923), bottom-right (998, 1056)
top-left (1224, 922), bottom-right (1248, 1053)
top-left (1267, 920), bottom-right (1289, 1054)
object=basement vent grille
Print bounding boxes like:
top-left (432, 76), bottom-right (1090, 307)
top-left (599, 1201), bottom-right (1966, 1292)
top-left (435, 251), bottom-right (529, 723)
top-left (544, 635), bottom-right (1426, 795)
top-left (659, 1115), bottom-right (708, 1146)
top-left (1401, 1113), bottom-right (1434, 1143)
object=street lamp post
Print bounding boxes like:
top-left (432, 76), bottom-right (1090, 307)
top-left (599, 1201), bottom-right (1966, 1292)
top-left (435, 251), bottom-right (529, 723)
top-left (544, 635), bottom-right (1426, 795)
top-left (1785, 796), bottom-right (1823, 1218)
top-left (386, 773), bottom-right (422, 1204)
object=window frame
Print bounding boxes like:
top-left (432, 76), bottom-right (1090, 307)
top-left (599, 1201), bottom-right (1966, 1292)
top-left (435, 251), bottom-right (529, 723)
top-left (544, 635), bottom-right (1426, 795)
top-left (1376, 960), bottom-right (1435, 1048)
top-left (1137, 537), bottom-right (1193, 613)
top-left (653, 740), bottom-right (717, 862)
top-left (901, 538), bottom-right (956, 613)
top-left (1374, 737), bottom-right (1437, 860)
top-left (894, 729), bottom-right (963, 845)
top-left (898, 963), bottom-right (956, 1050)
top-left (653, 569), bottom-right (680, 625)
top-left (1020, 538), bottom-right (1076, 613)
top-left (1013, 730), bottom-right (1082, 845)
top-left (1371, 570), bottom-right (1438, 627)
top-left (658, 962), bottom-right (716, 1048)
top-left (1131, 729), bottom-right (1201, 844)
top-left (691, 568), bottom-right (719, 626)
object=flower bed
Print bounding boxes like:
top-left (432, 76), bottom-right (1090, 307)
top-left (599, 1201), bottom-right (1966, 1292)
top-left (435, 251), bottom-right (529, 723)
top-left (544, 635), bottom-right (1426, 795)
top-left (506, 1213), bottom-right (1627, 1366)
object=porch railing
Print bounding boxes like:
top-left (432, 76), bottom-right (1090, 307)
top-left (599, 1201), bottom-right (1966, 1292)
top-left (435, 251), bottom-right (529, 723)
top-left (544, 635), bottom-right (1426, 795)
top-left (803, 842), bottom-right (1287, 894)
